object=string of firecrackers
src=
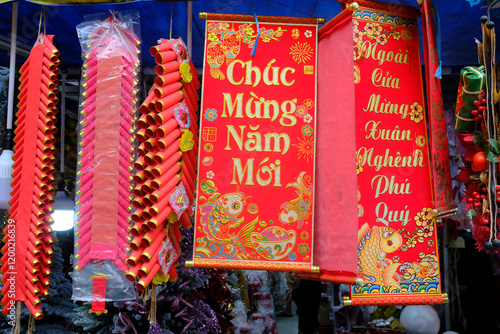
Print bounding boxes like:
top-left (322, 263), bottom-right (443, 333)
top-left (74, 15), bottom-right (141, 273)
top-left (0, 34), bottom-right (60, 319)
top-left (453, 16), bottom-right (500, 253)
top-left (125, 37), bottom-right (200, 291)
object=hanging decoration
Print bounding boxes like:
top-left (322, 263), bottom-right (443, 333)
top-left (320, 0), bottom-right (446, 306)
top-left (125, 37), bottom-right (200, 293)
top-left (420, 0), bottom-right (456, 218)
top-left (453, 14), bottom-right (500, 252)
top-left (189, 12), bottom-right (320, 273)
top-left (72, 12), bottom-right (140, 312)
top-left (294, 4), bottom-right (361, 285)
top-left (0, 34), bottom-right (59, 319)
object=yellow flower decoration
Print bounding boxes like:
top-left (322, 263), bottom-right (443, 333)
top-left (406, 237), bottom-right (417, 248)
top-left (180, 130), bottom-right (195, 152)
top-left (180, 62), bottom-right (193, 83)
top-left (152, 270), bottom-right (170, 285)
top-left (422, 207), bottom-right (434, 220)
top-left (207, 32), bottom-right (218, 42)
top-left (422, 224), bottom-right (434, 238)
top-left (356, 154), bottom-right (364, 175)
top-left (167, 211), bottom-right (178, 224)
top-left (414, 207), bottom-right (433, 227)
top-left (409, 102), bottom-right (424, 123)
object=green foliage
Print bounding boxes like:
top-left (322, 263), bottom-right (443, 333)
top-left (473, 131), bottom-right (485, 148)
top-left (486, 138), bottom-right (500, 162)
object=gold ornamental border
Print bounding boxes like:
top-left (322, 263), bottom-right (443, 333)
top-left (200, 12), bottom-right (324, 25)
top-left (342, 0), bottom-right (420, 19)
top-left (347, 293), bottom-right (447, 306)
top-left (186, 259), bottom-right (319, 273)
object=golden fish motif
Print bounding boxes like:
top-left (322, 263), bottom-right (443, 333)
top-left (279, 172), bottom-right (312, 228)
top-left (357, 223), bottom-right (402, 288)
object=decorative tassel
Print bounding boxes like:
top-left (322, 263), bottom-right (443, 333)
top-left (147, 284), bottom-right (161, 334)
top-left (27, 314), bottom-right (35, 334)
top-left (10, 301), bottom-right (21, 334)
top-left (141, 285), bottom-right (150, 303)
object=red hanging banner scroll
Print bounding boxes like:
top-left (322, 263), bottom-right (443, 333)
top-left (420, 0), bottom-right (456, 218)
top-left (294, 6), bottom-right (361, 285)
top-left (191, 13), bottom-right (320, 273)
top-left (342, 1), bottom-right (446, 306)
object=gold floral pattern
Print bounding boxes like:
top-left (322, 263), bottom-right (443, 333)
top-left (205, 22), bottom-right (286, 79)
top-left (409, 102), bottom-right (424, 123)
top-left (303, 98), bottom-right (314, 109)
top-left (356, 154), bottom-right (364, 175)
top-left (353, 21), bottom-right (403, 63)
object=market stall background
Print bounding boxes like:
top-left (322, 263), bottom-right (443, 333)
top-left (0, 0), bottom-right (490, 69)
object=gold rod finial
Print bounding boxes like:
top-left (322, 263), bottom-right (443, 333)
top-left (184, 260), bottom-right (194, 268)
top-left (318, 18), bottom-right (325, 24)
top-left (354, 277), bottom-right (365, 287)
top-left (199, 12), bottom-right (207, 20)
top-left (342, 296), bottom-right (352, 307)
top-left (311, 266), bottom-right (320, 273)
top-left (348, 2), bottom-right (359, 11)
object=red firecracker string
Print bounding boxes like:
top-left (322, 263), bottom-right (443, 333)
top-left (125, 37), bottom-right (200, 290)
top-left (0, 34), bottom-right (60, 319)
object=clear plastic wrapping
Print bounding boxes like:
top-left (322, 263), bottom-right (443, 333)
top-left (72, 11), bottom-right (141, 302)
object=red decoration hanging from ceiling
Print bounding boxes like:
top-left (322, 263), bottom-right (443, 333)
top-left (125, 37), bottom-right (200, 290)
top-left (1, 34), bottom-right (60, 319)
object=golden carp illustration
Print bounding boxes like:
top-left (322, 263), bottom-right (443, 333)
top-left (198, 189), bottom-right (262, 249)
top-left (279, 172), bottom-right (312, 228)
top-left (357, 223), bottom-right (403, 288)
